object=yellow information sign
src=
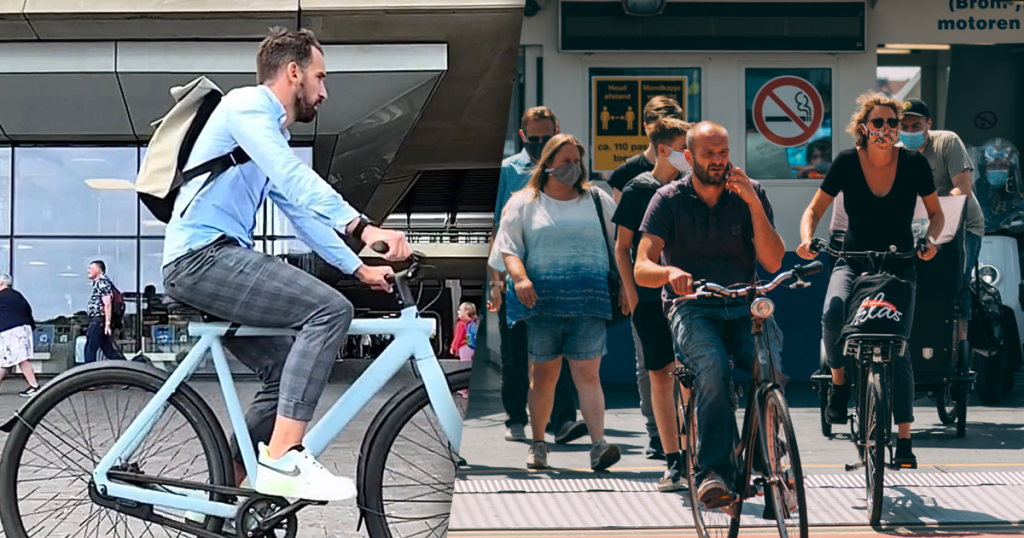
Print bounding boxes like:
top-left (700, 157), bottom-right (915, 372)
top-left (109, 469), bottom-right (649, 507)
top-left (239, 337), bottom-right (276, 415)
top-left (592, 76), bottom-right (688, 173)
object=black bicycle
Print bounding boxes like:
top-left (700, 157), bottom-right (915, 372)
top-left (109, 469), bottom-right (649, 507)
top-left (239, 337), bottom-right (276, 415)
top-left (673, 262), bottom-right (822, 538)
top-left (808, 238), bottom-right (925, 526)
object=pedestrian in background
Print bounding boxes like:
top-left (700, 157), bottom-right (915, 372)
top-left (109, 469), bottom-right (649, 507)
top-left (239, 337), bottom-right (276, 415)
top-left (606, 94), bottom-right (685, 460)
top-left (85, 260), bottom-right (126, 363)
top-left (0, 274), bottom-right (41, 397)
top-left (488, 106), bottom-right (587, 446)
top-left (492, 133), bottom-right (623, 471)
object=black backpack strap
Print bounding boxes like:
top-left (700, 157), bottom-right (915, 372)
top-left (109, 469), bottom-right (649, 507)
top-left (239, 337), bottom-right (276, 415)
top-left (178, 146), bottom-right (252, 218)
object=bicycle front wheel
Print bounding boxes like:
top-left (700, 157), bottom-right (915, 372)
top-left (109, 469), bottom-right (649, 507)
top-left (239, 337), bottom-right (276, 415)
top-left (865, 366), bottom-right (888, 526)
top-left (759, 388), bottom-right (808, 537)
top-left (360, 367), bottom-right (470, 538)
top-left (0, 362), bottom-right (232, 538)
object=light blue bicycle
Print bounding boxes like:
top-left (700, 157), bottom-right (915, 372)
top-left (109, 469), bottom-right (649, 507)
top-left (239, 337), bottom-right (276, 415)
top-left (0, 248), bottom-right (469, 538)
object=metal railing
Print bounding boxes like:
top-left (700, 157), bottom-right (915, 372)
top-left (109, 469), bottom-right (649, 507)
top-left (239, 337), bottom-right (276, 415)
top-left (381, 227), bottom-right (492, 244)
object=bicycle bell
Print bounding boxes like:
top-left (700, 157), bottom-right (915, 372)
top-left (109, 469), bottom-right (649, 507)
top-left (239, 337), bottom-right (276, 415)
top-left (750, 297), bottom-right (775, 319)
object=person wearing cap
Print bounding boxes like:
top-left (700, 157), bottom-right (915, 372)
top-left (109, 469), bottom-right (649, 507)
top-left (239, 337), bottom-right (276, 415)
top-left (899, 98), bottom-right (983, 340)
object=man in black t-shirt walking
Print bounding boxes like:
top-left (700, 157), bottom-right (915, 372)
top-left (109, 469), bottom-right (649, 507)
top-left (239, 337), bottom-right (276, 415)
top-left (606, 95), bottom-right (684, 460)
top-left (612, 116), bottom-right (691, 492)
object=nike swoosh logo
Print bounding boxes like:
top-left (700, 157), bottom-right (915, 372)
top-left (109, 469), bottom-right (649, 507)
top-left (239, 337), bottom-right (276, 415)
top-left (259, 462), bottom-right (301, 477)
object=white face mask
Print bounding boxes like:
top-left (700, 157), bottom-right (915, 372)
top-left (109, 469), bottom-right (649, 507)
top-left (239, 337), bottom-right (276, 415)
top-left (665, 148), bottom-right (692, 174)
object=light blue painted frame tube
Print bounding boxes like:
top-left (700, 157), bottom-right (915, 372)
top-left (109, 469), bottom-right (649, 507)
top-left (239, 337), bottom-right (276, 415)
top-left (209, 332), bottom-right (259, 482)
top-left (303, 337), bottom-right (415, 456)
top-left (410, 338), bottom-right (462, 452)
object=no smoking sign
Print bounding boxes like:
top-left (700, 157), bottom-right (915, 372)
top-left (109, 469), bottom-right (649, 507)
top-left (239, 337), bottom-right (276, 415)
top-left (752, 76), bottom-right (824, 148)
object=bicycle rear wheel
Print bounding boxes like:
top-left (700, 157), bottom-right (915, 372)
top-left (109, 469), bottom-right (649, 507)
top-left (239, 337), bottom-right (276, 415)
top-left (360, 367), bottom-right (470, 538)
top-left (678, 377), bottom-right (737, 538)
top-left (865, 366), bottom-right (887, 526)
top-left (759, 388), bottom-right (808, 537)
top-left (0, 362), bottom-right (232, 538)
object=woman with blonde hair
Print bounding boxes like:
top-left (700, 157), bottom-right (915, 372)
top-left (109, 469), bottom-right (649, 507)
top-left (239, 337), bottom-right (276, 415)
top-left (796, 92), bottom-right (944, 467)
top-left (491, 133), bottom-right (626, 471)
top-left (450, 301), bottom-right (479, 363)
top-left (0, 274), bottom-right (41, 397)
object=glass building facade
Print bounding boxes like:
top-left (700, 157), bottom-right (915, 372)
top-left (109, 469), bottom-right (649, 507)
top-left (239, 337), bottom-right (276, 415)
top-left (0, 145), bottom-right (314, 373)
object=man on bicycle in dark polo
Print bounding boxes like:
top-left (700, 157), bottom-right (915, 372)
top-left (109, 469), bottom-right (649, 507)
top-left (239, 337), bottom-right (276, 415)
top-left (162, 28), bottom-right (411, 502)
top-left (634, 121), bottom-right (787, 510)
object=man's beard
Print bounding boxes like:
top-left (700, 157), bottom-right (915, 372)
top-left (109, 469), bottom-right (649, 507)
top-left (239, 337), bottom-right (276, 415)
top-left (692, 158), bottom-right (725, 186)
top-left (294, 82), bottom-right (319, 124)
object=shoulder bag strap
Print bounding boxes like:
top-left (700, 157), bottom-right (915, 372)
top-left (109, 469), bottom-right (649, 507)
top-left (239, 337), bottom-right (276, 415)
top-left (590, 189), bottom-right (617, 277)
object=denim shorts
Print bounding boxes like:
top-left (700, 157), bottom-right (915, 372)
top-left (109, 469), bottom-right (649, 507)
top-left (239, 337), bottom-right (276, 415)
top-left (526, 315), bottom-right (607, 362)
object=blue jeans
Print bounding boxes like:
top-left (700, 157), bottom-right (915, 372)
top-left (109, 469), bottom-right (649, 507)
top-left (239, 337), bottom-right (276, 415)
top-left (669, 300), bottom-right (787, 488)
top-left (962, 232), bottom-right (983, 321)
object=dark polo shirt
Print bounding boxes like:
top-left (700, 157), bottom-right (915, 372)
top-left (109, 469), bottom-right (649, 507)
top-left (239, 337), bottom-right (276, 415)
top-left (639, 175), bottom-right (776, 316)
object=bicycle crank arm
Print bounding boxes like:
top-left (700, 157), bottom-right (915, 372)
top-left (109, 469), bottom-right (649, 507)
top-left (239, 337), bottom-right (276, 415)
top-left (845, 461), bottom-right (864, 472)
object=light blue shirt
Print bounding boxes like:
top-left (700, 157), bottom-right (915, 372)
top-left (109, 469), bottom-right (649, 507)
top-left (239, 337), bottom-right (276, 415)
top-left (163, 85), bottom-right (364, 274)
top-left (493, 149), bottom-right (535, 225)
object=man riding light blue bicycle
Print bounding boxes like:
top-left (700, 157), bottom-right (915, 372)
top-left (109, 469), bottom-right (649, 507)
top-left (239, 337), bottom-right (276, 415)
top-left (159, 27), bottom-right (412, 501)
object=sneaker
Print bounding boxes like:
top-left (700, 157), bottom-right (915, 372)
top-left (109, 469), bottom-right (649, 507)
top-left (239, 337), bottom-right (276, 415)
top-left (554, 420), bottom-right (588, 445)
top-left (17, 386), bottom-right (38, 398)
top-left (505, 423), bottom-right (527, 442)
top-left (893, 438), bottom-right (917, 469)
top-left (645, 436), bottom-right (666, 460)
top-left (590, 439), bottom-right (621, 471)
top-left (255, 444), bottom-right (357, 502)
top-left (657, 452), bottom-right (686, 492)
top-left (526, 441), bottom-right (549, 469)
top-left (825, 382), bottom-right (851, 425)
top-left (697, 473), bottom-right (734, 510)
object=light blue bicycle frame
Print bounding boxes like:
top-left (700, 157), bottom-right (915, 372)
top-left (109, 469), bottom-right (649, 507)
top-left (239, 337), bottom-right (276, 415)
top-left (90, 306), bottom-right (463, 520)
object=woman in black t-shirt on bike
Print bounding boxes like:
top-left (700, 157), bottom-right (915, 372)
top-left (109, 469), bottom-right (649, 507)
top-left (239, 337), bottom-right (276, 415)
top-left (796, 92), bottom-right (945, 467)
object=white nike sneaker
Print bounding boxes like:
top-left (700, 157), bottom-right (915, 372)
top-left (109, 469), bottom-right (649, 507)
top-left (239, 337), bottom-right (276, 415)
top-left (255, 443), bottom-right (357, 502)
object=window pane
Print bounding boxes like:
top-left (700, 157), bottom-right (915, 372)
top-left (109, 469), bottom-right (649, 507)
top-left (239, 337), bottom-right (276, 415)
top-left (0, 147), bottom-right (10, 235)
top-left (14, 239), bottom-right (137, 368)
top-left (258, 237), bottom-right (318, 274)
top-left (15, 147), bottom-right (138, 235)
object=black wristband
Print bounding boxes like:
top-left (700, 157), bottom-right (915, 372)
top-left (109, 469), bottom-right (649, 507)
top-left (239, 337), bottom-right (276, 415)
top-left (352, 217), bottom-right (372, 242)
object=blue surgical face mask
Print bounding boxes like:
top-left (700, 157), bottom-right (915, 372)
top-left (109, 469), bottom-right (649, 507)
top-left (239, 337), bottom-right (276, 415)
top-left (987, 170), bottom-right (1010, 187)
top-left (900, 130), bottom-right (926, 151)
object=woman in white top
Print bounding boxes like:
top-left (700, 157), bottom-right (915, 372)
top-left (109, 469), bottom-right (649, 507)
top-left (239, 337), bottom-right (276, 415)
top-left (491, 133), bottom-right (625, 471)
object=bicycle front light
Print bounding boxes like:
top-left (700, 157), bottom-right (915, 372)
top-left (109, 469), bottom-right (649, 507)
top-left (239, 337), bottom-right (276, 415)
top-left (751, 298), bottom-right (775, 319)
top-left (977, 264), bottom-right (999, 285)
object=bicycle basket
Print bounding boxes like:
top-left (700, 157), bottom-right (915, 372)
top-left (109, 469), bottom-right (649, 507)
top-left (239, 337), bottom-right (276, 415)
top-left (840, 272), bottom-right (914, 341)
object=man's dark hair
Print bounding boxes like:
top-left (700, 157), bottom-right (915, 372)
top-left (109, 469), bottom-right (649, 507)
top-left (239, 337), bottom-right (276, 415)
top-left (648, 117), bottom-right (691, 150)
top-left (90, 260), bottom-right (106, 273)
top-left (257, 27), bottom-right (324, 84)
top-left (643, 95), bottom-right (684, 126)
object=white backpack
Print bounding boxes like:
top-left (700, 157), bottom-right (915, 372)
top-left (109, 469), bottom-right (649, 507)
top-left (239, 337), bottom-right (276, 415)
top-left (136, 76), bottom-right (251, 223)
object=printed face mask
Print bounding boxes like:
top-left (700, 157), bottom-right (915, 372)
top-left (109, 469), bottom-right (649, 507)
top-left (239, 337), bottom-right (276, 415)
top-left (864, 124), bottom-right (899, 149)
top-left (900, 130), bottom-right (926, 151)
top-left (546, 163), bottom-right (582, 187)
top-left (665, 148), bottom-right (692, 174)
top-left (987, 170), bottom-right (1010, 187)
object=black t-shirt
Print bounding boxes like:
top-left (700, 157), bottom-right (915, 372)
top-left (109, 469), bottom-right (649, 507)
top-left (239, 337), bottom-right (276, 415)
top-left (609, 153), bottom-right (654, 192)
top-left (819, 148), bottom-right (936, 272)
top-left (641, 176), bottom-right (775, 316)
top-left (612, 172), bottom-right (670, 304)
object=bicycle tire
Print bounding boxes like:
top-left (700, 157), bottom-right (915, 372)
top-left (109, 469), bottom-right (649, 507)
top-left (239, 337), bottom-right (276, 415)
top-left (935, 384), bottom-right (957, 425)
top-left (865, 366), bottom-right (887, 526)
top-left (0, 362), bottom-right (233, 538)
top-left (679, 376), bottom-right (736, 538)
top-left (759, 388), bottom-right (808, 538)
top-left (360, 367), bottom-right (470, 538)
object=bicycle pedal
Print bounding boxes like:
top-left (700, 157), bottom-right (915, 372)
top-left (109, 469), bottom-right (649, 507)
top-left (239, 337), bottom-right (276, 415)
top-left (891, 462), bottom-right (917, 470)
top-left (702, 493), bottom-right (738, 510)
top-left (844, 462), bottom-right (863, 472)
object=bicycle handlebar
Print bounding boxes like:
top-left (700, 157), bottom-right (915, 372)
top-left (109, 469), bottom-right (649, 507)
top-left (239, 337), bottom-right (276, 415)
top-left (371, 241), bottom-right (423, 307)
top-left (809, 237), bottom-right (927, 260)
top-left (671, 261), bottom-right (823, 304)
